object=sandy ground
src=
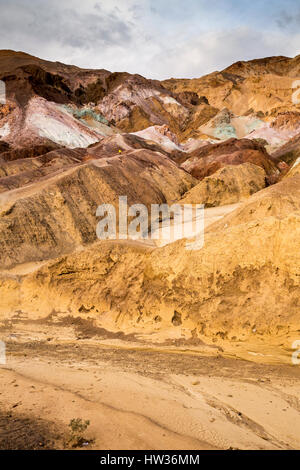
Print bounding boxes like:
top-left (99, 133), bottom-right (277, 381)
top-left (0, 202), bottom-right (299, 450)
top-left (0, 318), bottom-right (300, 451)
top-left (148, 202), bottom-right (241, 248)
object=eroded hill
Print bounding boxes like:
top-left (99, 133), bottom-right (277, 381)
top-left (0, 50), bottom-right (300, 361)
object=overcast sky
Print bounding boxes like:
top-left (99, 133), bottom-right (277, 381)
top-left (0, 0), bottom-right (300, 79)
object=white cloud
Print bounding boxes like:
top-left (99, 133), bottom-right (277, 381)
top-left (150, 28), bottom-right (300, 79)
top-left (0, 0), bottom-right (299, 79)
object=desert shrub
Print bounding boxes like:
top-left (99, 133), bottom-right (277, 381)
top-left (67, 418), bottom-right (91, 448)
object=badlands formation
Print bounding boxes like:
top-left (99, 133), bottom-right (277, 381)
top-left (1, 50), bottom-right (300, 450)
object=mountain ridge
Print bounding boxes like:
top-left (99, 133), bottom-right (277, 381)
top-left (0, 49), bottom-right (300, 359)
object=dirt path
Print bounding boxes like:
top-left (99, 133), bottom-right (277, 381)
top-left (0, 334), bottom-right (300, 450)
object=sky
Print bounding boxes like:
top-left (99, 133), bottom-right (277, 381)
top-left (0, 0), bottom-right (300, 79)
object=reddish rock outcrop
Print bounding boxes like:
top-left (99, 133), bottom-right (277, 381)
top-left (181, 138), bottom-right (278, 180)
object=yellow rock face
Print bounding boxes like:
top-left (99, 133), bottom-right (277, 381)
top-left (179, 163), bottom-right (266, 207)
top-left (1, 175), bottom-right (300, 356)
top-left (163, 55), bottom-right (300, 118)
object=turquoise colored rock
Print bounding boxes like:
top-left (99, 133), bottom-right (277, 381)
top-left (214, 125), bottom-right (237, 139)
top-left (63, 105), bottom-right (109, 125)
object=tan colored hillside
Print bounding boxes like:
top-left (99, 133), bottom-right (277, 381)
top-left (162, 55), bottom-right (300, 117)
top-left (0, 50), bottom-right (299, 352)
top-left (1, 51), bottom-right (300, 450)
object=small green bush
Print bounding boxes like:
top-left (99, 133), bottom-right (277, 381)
top-left (67, 418), bottom-right (91, 448)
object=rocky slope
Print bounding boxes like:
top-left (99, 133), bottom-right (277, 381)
top-left (1, 50), bottom-right (299, 155)
top-left (0, 144), bottom-right (194, 269)
top-left (0, 50), bottom-right (300, 359)
top-left (163, 55), bottom-right (300, 151)
top-left (163, 55), bottom-right (300, 117)
top-left (179, 163), bottom-right (266, 207)
top-left (180, 138), bottom-right (278, 180)
top-left (1, 173), bottom-right (300, 356)
top-left (0, 50), bottom-right (191, 150)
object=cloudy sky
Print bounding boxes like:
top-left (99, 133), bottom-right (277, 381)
top-left (0, 0), bottom-right (300, 79)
